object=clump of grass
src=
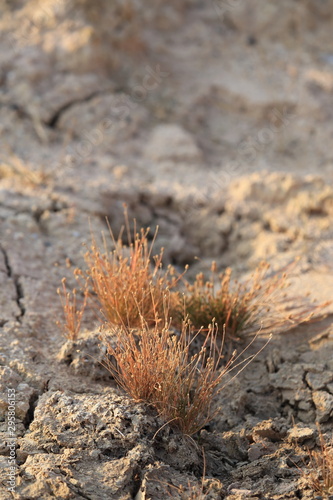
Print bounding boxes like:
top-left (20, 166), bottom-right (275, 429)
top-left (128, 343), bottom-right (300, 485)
top-left (171, 262), bottom-right (255, 338)
top-left (57, 278), bottom-right (88, 340)
top-left (83, 224), bottom-right (178, 329)
top-left (58, 214), bottom-right (330, 436)
top-left (59, 208), bottom-right (329, 343)
top-left (302, 426), bottom-right (333, 497)
top-left (171, 260), bottom-right (328, 340)
top-left (102, 308), bottom-right (269, 436)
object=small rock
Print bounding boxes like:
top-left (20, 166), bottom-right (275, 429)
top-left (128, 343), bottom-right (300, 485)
top-left (287, 426), bottom-right (315, 443)
top-left (15, 383), bottom-right (36, 421)
top-left (144, 124), bottom-right (202, 163)
top-left (297, 409), bottom-right (316, 424)
top-left (248, 440), bottom-right (276, 461)
top-left (306, 371), bottom-right (333, 391)
top-left (57, 333), bottom-right (113, 380)
top-left (229, 488), bottom-right (254, 498)
top-left (251, 418), bottom-right (288, 442)
top-left (269, 363), bottom-right (305, 391)
top-left (312, 390), bottom-right (333, 423)
top-left (266, 348), bottom-right (282, 373)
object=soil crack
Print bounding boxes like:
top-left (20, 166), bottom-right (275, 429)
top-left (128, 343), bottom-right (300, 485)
top-left (46, 88), bottom-right (114, 129)
top-left (23, 393), bottom-right (39, 430)
top-left (0, 245), bottom-right (25, 321)
top-left (14, 275), bottom-right (25, 320)
top-left (1, 243), bottom-right (12, 278)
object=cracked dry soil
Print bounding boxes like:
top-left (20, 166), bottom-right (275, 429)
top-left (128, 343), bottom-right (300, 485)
top-left (1, 1), bottom-right (333, 499)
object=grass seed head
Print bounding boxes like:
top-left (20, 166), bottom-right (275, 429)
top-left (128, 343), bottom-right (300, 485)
top-left (57, 277), bottom-right (88, 341)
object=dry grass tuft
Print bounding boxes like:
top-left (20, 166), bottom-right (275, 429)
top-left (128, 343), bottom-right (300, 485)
top-left (302, 426), bottom-right (333, 497)
top-left (57, 214), bottom-right (330, 436)
top-left (171, 262), bottom-right (260, 338)
top-left (83, 224), bottom-right (179, 329)
top-left (57, 278), bottom-right (88, 340)
top-left (59, 212), bottom-right (329, 343)
top-left (171, 260), bottom-right (329, 340)
top-left (102, 308), bottom-right (268, 435)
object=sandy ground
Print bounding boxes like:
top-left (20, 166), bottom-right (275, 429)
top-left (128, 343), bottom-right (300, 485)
top-left (1, 1), bottom-right (333, 499)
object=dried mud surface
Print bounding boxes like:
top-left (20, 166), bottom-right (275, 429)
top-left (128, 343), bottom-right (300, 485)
top-left (1, 1), bottom-right (333, 499)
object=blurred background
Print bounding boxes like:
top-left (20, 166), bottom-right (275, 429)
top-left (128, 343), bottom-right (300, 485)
top-left (1, 0), bottom-right (333, 281)
top-left (1, 1), bottom-right (333, 179)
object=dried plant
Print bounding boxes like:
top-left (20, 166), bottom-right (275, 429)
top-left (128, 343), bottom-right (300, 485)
top-left (171, 260), bottom-right (329, 340)
top-left (102, 306), bottom-right (270, 436)
top-left (83, 223), bottom-right (179, 328)
top-left (302, 426), bottom-right (333, 497)
top-left (57, 278), bottom-right (88, 341)
top-left (57, 212), bottom-right (332, 444)
top-left (59, 209), bottom-right (329, 342)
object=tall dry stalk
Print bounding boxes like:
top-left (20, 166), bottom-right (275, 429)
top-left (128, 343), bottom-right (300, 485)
top-left (57, 278), bottom-right (88, 340)
top-left (302, 426), bottom-right (333, 496)
top-left (84, 223), bottom-right (179, 328)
